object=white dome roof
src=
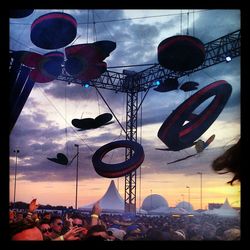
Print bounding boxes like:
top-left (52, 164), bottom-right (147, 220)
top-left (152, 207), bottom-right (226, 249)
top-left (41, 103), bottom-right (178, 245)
top-left (141, 194), bottom-right (169, 211)
top-left (176, 201), bottom-right (193, 211)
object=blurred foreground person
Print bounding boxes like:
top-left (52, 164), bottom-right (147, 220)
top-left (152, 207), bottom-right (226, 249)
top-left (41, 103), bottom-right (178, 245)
top-left (212, 138), bottom-right (240, 185)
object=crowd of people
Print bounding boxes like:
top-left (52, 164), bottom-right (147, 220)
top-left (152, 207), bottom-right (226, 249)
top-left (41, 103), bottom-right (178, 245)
top-left (9, 198), bottom-right (240, 241)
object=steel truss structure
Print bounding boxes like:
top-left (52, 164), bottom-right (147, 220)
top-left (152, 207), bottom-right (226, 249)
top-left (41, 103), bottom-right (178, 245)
top-left (10, 29), bottom-right (241, 213)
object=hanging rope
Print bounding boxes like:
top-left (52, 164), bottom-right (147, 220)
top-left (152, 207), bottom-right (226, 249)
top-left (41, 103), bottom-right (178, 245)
top-left (65, 85), bottom-right (69, 156)
top-left (87, 9), bottom-right (89, 43)
top-left (193, 9), bottom-right (195, 36)
top-left (95, 88), bottom-right (101, 115)
top-left (92, 10), bottom-right (97, 42)
top-left (187, 10), bottom-right (189, 35)
top-left (36, 85), bottom-right (94, 152)
top-left (180, 9), bottom-right (182, 35)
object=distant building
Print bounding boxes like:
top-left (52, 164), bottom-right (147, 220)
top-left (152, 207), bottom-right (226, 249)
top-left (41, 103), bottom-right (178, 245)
top-left (208, 203), bottom-right (223, 210)
top-left (79, 180), bottom-right (125, 213)
top-left (141, 194), bottom-right (169, 213)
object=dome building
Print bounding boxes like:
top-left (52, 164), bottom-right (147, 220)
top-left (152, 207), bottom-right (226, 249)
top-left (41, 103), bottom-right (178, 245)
top-left (141, 194), bottom-right (169, 212)
top-left (176, 201), bottom-right (193, 211)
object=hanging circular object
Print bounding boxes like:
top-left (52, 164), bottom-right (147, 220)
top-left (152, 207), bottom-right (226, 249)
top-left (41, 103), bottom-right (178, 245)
top-left (157, 80), bottom-right (232, 151)
top-left (77, 61), bottom-right (107, 81)
top-left (65, 43), bottom-right (107, 80)
top-left (10, 9), bottom-right (34, 18)
top-left (179, 81), bottom-right (199, 92)
top-left (39, 51), bottom-right (64, 78)
top-left (64, 44), bottom-right (98, 76)
top-left (158, 35), bottom-right (205, 71)
top-left (26, 51), bottom-right (64, 83)
top-left (20, 51), bottom-right (43, 68)
top-left (93, 40), bottom-right (117, 61)
top-left (154, 78), bottom-right (179, 92)
top-left (92, 140), bottom-right (145, 178)
top-left (31, 12), bottom-right (77, 49)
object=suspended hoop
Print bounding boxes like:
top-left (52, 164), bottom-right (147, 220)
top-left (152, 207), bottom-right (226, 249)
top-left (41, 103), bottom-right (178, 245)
top-left (158, 35), bottom-right (205, 71)
top-left (158, 80), bottom-right (232, 151)
top-left (92, 140), bottom-right (144, 178)
top-left (31, 12), bottom-right (77, 49)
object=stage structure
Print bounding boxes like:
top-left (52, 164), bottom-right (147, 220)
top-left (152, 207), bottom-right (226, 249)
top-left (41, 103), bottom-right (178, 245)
top-left (9, 29), bottom-right (241, 213)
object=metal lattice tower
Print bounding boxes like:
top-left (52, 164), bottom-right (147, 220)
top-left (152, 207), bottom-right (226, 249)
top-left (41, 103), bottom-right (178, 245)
top-left (124, 81), bottom-right (139, 212)
top-left (10, 29), bottom-right (241, 213)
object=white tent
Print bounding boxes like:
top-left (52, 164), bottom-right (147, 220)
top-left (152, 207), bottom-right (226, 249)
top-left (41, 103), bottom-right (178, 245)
top-left (79, 180), bottom-right (125, 213)
top-left (204, 198), bottom-right (239, 217)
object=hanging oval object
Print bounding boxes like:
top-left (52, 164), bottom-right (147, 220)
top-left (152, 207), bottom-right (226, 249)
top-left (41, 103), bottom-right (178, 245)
top-left (95, 113), bottom-right (113, 128)
top-left (77, 61), bottom-right (107, 81)
top-left (65, 44), bottom-right (100, 76)
top-left (10, 9), bottom-right (34, 18)
top-left (154, 78), bottom-right (179, 92)
top-left (39, 51), bottom-right (64, 78)
top-left (28, 51), bottom-right (64, 83)
top-left (71, 118), bottom-right (96, 130)
top-left (47, 153), bottom-right (68, 165)
top-left (30, 69), bottom-right (55, 83)
top-left (180, 81), bottom-right (199, 92)
top-left (157, 80), bottom-right (232, 151)
top-left (92, 140), bottom-right (145, 178)
top-left (93, 40), bottom-right (117, 61)
top-left (31, 12), bottom-right (77, 49)
top-left (158, 35), bottom-right (205, 72)
top-left (20, 51), bottom-right (43, 68)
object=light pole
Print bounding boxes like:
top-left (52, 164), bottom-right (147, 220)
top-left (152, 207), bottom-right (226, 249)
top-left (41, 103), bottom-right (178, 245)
top-left (181, 194), bottom-right (184, 202)
top-left (186, 186), bottom-right (190, 205)
top-left (197, 172), bottom-right (203, 210)
top-left (13, 149), bottom-right (19, 208)
top-left (74, 144), bottom-right (79, 210)
top-left (150, 189), bottom-right (152, 210)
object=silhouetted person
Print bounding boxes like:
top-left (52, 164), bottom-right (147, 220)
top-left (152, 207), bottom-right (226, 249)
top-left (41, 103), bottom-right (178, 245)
top-left (212, 139), bottom-right (240, 185)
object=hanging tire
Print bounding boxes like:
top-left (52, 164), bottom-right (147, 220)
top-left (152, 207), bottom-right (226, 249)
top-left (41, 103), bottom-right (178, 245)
top-left (92, 140), bottom-right (144, 178)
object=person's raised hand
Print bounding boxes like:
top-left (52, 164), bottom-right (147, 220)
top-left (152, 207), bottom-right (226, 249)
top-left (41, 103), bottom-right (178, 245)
top-left (29, 198), bottom-right (39, 213)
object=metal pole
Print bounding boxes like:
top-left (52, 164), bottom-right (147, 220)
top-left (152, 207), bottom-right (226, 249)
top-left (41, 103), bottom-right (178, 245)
top-left (13, 149), bottom-right (19, 208)
top-left (197, 172), bottom-right (202, 210)
top-left (201, 173), bottom-right (203, 210)
top-left (186, 186), bottom-right (190, 204)
top-left (181, 194), bottom-right (184, 202)
top-left (74, 144), bottom-right (79, 210)
top-left (150, 189), bottom-right (152, 210)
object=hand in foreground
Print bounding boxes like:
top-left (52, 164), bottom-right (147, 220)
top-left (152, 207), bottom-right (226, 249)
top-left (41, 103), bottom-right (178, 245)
top-left (63, 226), bottom-right (83, 240)
top-left (29, 198), bottom-right (39, 213)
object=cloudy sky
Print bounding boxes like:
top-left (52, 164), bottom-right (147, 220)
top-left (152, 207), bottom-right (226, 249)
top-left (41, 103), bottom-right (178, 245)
top-left (9, 9), bottom-right (240, 210)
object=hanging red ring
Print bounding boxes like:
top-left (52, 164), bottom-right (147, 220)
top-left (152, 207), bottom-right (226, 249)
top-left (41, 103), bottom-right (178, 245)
top-left (92, 140), bottom-right (144, 178)
top-left (158, 80), bottom-right (232, 151)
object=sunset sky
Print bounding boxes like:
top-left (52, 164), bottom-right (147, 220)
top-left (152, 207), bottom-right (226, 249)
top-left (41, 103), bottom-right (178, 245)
top-left (9, 9), bottom-right (240, 210)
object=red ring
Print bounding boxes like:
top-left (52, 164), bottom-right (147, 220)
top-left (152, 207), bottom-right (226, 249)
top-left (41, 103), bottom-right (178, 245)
top-left (92, 140), bottom-right (144, 178)
top-left (158, 80), bottom-right (232, 151)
